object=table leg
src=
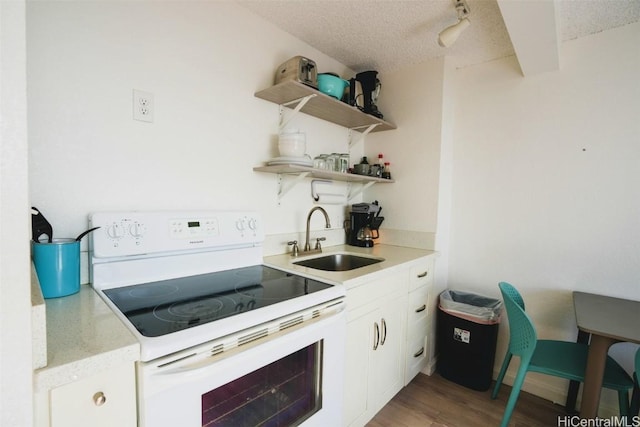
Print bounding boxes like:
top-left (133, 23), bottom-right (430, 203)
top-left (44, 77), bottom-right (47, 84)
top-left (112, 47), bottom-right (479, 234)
top-left (580, 334), bottom-right (617, 418)
top-left (566, 330), bottom-right (590, 413)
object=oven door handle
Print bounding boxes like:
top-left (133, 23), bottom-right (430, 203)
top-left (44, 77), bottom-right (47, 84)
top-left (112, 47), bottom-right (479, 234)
top-left (155, 353), bottom-right (225, 377)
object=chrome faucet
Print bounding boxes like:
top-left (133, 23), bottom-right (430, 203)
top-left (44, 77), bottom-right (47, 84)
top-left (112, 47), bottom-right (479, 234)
top-left (303, 206), bottom-right (331, 253)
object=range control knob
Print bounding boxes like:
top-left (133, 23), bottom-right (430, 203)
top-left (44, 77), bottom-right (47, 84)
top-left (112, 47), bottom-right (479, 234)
top-left (236, 218), bottom-right (247, 231)
top-left (106, 223), bottom-right (125, 239)
top-left (128, 222), bottom-right (146, 238)
top-left (248, 218), bottom-right (258, 230)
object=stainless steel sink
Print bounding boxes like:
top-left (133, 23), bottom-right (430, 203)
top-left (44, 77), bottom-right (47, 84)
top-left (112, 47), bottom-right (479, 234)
top-left (293, 254), bottom-right (384, 272)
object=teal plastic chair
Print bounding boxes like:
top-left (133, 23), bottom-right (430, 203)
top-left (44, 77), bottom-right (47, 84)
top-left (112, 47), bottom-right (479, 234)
top-left (492, 282), bottom-right (634, 427)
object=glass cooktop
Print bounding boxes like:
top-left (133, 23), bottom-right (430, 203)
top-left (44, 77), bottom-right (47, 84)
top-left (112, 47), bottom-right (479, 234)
top-left (103, 265), bottom-right (332, 337)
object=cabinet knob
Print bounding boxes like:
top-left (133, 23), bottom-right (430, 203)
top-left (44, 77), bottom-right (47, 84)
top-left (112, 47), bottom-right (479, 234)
top-left (413, 347), bottom-right (425, 358)
top-left (417, 271), bottom-right (428, 278)
top-left (93, 391), bottom-right (106, 406)
top-left (415, 304), bottom-right (427, 313)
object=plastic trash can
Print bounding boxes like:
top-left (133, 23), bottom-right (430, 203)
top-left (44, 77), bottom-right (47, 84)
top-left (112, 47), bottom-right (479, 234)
top-left (436, 289), bottom-right (502, 391)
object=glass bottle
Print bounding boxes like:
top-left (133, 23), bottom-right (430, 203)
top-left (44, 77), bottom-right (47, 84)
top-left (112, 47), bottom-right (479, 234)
top-left (374, 153), bottom-right (384, 177)
top-left (382, 162), bottom-right (391, 179)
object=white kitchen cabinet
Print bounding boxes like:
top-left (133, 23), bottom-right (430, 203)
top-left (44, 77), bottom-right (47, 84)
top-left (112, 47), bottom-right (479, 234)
top-left (343, 275), bottom-right (408, 427)
top-left (404, 257), bottom-right (434, 385)
top-left (48, 362), bottom-right (136, 427)
top-left (342, 255), bottom-right (435, 427)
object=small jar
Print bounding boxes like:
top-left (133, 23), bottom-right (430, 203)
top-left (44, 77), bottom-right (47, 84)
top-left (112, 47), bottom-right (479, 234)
top-left (326, 153), bottom-right (340, 171)
top-left (313, 154), bottom-right (327, 170)
top-left (338, 153), bottom-right (350, 173)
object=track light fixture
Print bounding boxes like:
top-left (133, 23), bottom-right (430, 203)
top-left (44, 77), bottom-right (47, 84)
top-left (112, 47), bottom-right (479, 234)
top-left (438, 0), bottom-right (471, 48)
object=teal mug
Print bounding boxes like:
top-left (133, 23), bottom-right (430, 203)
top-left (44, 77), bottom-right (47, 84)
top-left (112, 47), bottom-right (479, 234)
top-left (32, 238), bottom-right (80, 298)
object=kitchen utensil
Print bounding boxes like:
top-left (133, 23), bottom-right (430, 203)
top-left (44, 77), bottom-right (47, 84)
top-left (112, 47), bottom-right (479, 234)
top-left (347, 202), bottom-right (383, 247)
top-left (76, 226), bottom-right (100, 241)
top-left (317, 74), bottom-right (349, 99)
top-left (32, 238), bottom-right (80, 298)
top-left (274, 56), bottom-right (318, 88)
top-left (370, 216), bottom-right (384, 235)
top-left (31, 207), bottom-right (53, 243)
top-left (357, 226), bottom-right (375, 242)
top-left (353, 163), bottom-right (370, 175)
top-left (346, 78), bottom-right (361, 106)
top-left (355, 70), bottom-right (383, 118)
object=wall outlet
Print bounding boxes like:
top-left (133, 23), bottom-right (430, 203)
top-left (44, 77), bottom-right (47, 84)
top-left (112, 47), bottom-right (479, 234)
top-left (133, 89), bottom-right (154, 123)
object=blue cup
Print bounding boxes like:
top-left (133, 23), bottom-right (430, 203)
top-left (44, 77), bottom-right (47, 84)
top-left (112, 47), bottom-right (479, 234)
top-left (32, 238), bottom-right (80, 299)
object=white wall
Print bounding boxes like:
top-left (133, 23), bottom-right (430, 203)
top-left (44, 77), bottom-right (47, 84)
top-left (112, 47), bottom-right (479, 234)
top-left (1, 0), bottom-right (33, 425)
top-left (450, 22), bottom-right (640, 409)
top-left (365, 58), bottom-right (446, 250)
top-left (26, 1), bottom-right (362, 268)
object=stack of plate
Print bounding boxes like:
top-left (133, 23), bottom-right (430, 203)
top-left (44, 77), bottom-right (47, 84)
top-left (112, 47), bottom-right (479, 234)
top-left (267, 156), bottom-right (313, 167)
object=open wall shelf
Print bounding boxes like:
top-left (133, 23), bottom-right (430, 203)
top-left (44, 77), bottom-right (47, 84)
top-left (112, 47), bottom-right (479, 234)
top-left (253, 164), bottom-right (394, 201)
top-left (255, 81), bottom-right (396, 132)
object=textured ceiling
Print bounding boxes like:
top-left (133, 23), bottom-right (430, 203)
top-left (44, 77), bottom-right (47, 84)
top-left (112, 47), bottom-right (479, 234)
top-left (238, 0), bottom-right (640, 74)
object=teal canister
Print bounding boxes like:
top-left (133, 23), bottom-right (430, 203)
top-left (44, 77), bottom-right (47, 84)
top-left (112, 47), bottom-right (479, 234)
top-left (32, 238), bottom-right (80, 298)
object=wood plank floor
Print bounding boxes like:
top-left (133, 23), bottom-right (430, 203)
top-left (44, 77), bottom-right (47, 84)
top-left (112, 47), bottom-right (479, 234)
top-left (367, 373), bottom-right (567, 427)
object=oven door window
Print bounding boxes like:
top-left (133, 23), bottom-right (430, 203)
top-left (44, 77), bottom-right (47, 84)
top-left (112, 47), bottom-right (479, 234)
top-left (202, 342), bottom-right (322, 427)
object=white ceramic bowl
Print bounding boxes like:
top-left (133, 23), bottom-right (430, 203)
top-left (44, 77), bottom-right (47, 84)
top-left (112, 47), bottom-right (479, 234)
top-left (278, 131), bottom-right (306, 157)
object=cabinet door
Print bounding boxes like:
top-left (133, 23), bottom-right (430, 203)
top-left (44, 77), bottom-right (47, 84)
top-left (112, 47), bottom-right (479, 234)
top-left (50, 363), bottom-right (136, 427)
top-left (370, 292), bottom-right (407, 412)
top-left (343, 307), bottom-right (377, 427)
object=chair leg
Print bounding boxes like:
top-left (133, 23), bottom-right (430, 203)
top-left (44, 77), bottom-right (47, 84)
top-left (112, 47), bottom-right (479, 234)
top-left (630, 373), bottom-right (639, 416)
top-left (500, 364), bottom-right (529, 427)
top-left (492, 352), bottom-right (513, 399)
top-left (617, 389), bottom-right (629, 417)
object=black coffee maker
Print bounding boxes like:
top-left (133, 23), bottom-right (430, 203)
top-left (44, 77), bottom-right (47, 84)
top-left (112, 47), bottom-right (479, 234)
top-left (353, 71), bottom-right (383, 119)
top-left (346, 202), bottom-right (384, 247)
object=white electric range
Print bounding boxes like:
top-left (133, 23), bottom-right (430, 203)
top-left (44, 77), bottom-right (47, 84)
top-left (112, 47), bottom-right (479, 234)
top-left (89, 210), bottom-right (346, 427)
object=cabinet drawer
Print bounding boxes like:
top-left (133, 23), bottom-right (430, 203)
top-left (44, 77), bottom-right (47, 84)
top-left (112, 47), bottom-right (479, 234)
top-left (407, 285), bottom-right (429, 336)
top-left (50, 363), bottom-right (136, 427)
top-left (347, 274), bottom-right (408, 313)
top-left (409, 258), bottom-right (433, 291)
top-left (405, 332), bottom-right (428, 384)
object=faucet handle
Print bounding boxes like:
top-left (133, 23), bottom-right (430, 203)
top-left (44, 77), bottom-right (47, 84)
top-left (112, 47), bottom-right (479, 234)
top-left (314, 237), bottom-right (326, 250)
top-left (287, 240), bottom-right (299, 257)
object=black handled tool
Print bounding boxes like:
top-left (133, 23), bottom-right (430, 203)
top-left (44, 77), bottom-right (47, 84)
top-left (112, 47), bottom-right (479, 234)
top-left (31, 207), bottom-right (53, 243)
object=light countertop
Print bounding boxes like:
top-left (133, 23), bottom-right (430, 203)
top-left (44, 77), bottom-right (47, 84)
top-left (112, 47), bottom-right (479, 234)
top-left (263, 244), bottom-right (436, 289)
top-left (33, 284), bottom-right (139, 393)
top-left (31, 264), bottom-right (47, 370)
top-left (33, 243), bottom-right (433, 392)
